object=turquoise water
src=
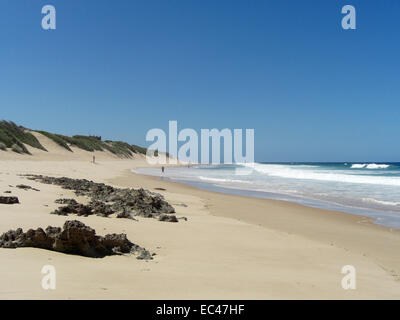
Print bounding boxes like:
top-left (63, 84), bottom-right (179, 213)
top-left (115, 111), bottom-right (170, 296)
top-left (134, 162), bottom-right (400, 228)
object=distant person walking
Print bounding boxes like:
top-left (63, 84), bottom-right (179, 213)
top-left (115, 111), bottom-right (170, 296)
top-left (92, 155), bottom-right (96, 164)
top-left (161, 166), bottom-right (165, 174)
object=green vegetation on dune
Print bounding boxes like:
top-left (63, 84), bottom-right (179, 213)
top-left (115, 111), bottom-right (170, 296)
top-left (64, 136), bottom-right (148, 158)
top-left (129, 144), bottom-right (148, 155)
top-left (11, 143), bottom-right (24, 154)
top-left (36, 131), bottom-right (73, 152)
top-left (0, 121), bottom-right (47, 154)
top-left (0, 120), bottom-right (148, 158)
top-left (48, 134), bottom-right (147, 157)
top-left (104, 140), bottom-right (148, 157)
top-left (61, 135), bottom-right (105, 152)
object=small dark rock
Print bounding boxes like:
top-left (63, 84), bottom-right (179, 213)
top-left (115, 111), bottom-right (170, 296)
top-left (0, 196), bottom-right (19, 205)
top-left (137, 249), bottom-right (154, 260)
top-left (89, 200), bottom-right (114, 217)
top-left (158, 214), bottom-right (179, 223)
top-left (116, 209), bottom-right (136, 220)
top-left (16, 184), bottom-right (40, 192)
top-left (55, 198), bottom-right (78, 205)
top-left (51, 203), bottom-right (93, 217)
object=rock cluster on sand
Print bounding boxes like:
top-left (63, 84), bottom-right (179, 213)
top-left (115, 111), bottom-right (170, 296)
top-left (0, 220), bottom-right (152, 259)
top-left (25, 175), bottom-right (178, 222)
top-left (0, 196), bottom-right (19, 204)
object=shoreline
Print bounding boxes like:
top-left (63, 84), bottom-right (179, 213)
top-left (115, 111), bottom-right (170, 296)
top-left (119, 167), bottom-right (398, 235)
top-left (114, 167), bottom-right (400, 290)
top-left (1, 155), bottom-right (400, 299)
top-left (129, 166), bottom-right (384, 230)
top-left (133, 165), bottom-right (400, 230)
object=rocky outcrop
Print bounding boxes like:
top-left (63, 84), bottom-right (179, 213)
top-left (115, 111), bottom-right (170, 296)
top-left (0, 220), bottom-right (152, 259)
top-left (0, 196), bottom-right (19, 204)
top-left (26, 175), bottom-right (176, 221)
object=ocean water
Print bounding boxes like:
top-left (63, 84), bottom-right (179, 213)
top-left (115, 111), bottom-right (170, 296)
top-left (133, 162), bottom-right (400, 229)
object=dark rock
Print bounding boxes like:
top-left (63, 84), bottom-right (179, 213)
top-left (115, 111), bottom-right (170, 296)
top-left (154, 187), bottom-right (166, 191)
top-left (0, 196), bottom-right (19, 204)
top-left (16, 184), bottom-right (40, 192)
top-left (55, 198), bottom-right (78, 205)
top-left (137, 249), bottom-right (154, 260)
top-left (52, 200), bottom-right (113, 218)
top-left (45, 226), bottom-right (62, 238)
top-left (4, 191), bottom-right (11, 194)
top-left (25, 175), bottom-right (176, 221)
top-left (75, 204), bottom-right (93, 216)
top-left (0, 220), bottom-right (152, 259)
top-left (158, 214), bottom-right (179, 223)
top-left (89, 200), bottom-right (114, 217)
top-left (52, 220), bottom-right (106, 257)
top-left (51, 203), bottom-right (93, 217)
top-left (101, 233), bottom-right (138, 254)
top-left (116, 208), bottom-right (135, 220)
top-left (19, 228), bottom-right (53, 249)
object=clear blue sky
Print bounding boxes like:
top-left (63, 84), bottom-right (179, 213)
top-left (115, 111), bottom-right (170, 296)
top-left (0, 0), bottom-right (399, 162)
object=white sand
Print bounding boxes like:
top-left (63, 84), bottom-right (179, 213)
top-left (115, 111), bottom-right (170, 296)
top-left (0, 132), bottom-right (399, 299)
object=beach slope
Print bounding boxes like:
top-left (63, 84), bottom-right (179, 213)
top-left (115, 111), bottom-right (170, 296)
top-left (0, 133), bottom-right (399, 299)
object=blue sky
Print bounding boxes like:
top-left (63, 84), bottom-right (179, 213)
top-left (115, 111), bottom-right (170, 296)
top-left (0, 0), bottom-right (399, 162)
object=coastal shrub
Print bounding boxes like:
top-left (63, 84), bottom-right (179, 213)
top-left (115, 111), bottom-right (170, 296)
top-left (130, 144), bottom-right (147, 155)
top-left (37, 132), bottom-right (147, 157)
top-left (11, 144), bottom-right (24, 154)
top-left (1, 119), bottom-right (148, 158)
top-left (36, 131), bottom-right (72, 152)
top-left (0, 142), bottom-right (6, 151)
top-left (0, 130), bottom-right (29, 154)
top-left (56, 135), bottom-right (103, 152)
top-left (105, 141), bottom-right (147, 156)
top-left (0, 121), bottom-right (47, 154)
top-left (103, 141), bottom-right (134, 157)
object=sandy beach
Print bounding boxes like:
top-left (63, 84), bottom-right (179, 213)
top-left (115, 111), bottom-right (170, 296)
top-left (0, 134), bottom-right (400, 300)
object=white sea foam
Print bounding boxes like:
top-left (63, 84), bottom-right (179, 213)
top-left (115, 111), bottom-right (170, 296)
top-left (351, 163), bottom-right (390, 169)
top-left (242, 163), bottom-right (400, 186)
top-left (361, 198), bottom-right (400, 207)
top-left (366, 163), bottom-right (390, 169)
top-left (198, 176), bottom-right (251, 184)
top-left (351, 164), bottom-right (367, 168)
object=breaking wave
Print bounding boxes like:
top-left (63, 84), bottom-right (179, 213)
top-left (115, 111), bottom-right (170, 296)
top-left (350, 163), bottom-right (390, 169)
top-left (243, 163), bottom-right (400, 186)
